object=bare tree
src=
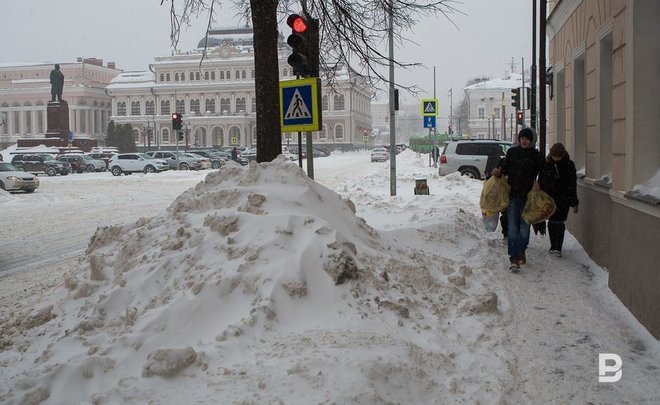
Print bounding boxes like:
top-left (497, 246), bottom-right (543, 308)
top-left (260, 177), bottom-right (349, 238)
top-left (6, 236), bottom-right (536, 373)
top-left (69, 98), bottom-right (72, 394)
top-left (164, 0), bottom-right (461, 162)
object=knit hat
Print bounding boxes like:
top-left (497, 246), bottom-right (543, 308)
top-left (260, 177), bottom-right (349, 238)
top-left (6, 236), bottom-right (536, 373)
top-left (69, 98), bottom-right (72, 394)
top-left (517, 127), bottom-right (537, 145)
top-left (549, 143), bottom-right (568, 158)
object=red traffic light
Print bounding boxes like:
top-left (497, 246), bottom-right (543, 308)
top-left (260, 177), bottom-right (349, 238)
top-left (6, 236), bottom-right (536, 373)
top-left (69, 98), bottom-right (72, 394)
top-left (171, 113), bottom-right (180, 120)
top-left (287, 14), bottom-right (308, 34)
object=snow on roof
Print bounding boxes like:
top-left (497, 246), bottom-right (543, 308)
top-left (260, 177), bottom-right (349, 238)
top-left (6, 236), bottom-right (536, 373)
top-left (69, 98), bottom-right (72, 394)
top-left (464, 73), bottom-right (524, 90)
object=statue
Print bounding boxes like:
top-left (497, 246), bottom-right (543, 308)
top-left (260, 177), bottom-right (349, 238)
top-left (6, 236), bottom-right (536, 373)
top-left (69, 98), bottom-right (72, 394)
top-left (50, 64), bottom-right (64, 102)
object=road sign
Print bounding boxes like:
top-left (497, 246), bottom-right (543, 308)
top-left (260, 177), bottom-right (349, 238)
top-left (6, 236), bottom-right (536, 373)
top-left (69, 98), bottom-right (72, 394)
top-left (423, 116), bottom-right (436, 128)
top-left (231, 137), bottom-right (238, 145)
top-left (280, 77), bottom-right (322, 132)
top-left (421, 99), bottom-right (438, 117)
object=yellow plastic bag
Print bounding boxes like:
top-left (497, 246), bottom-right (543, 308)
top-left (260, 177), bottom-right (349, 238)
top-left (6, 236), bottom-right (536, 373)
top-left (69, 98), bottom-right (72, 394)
top-left (480, 175), bottom-right (510, 213)
top-left (522, 189), bottom-right (557, 225)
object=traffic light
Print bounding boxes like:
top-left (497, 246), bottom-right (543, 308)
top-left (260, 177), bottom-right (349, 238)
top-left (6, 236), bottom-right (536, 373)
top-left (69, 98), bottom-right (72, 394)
top-left (286, 14), bottom-right (311, 77)
top-left (511, 88), bottom-right (521, 109)
top-left (171, 112), bottom-right (183, 130)
top-left (178, 131), bottom-right (184, 141)
top-left (516, 111), bottom-right (524, 126)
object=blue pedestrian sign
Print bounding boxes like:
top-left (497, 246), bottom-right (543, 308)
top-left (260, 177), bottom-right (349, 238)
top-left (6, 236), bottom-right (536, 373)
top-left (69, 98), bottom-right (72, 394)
top-left (423, 116), bottom-right (436, 128)
top-left (280, 77), bottom-right (322, 132)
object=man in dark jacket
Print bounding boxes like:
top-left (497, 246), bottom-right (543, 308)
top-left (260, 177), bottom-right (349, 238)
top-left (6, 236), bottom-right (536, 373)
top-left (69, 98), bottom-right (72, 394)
top-left (491, 127), bottom-right (544, 272)
top-left (538, 143), bottom-right (579, 257)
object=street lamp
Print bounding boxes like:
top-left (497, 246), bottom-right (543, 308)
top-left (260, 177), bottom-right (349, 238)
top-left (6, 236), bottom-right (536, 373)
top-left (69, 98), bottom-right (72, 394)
top-left (143, 121), bottom-right (152, 149)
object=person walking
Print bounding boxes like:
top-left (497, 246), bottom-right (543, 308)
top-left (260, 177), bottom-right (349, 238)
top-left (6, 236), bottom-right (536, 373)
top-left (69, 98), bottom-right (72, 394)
top-left (231, 147), bottom-right (238, 162)
top-left (538, 143), bottom-right (579, 257)
top-left (484, 145), bottom-right (508, 238)
top-left (491, 127), bottom-right (544, 272)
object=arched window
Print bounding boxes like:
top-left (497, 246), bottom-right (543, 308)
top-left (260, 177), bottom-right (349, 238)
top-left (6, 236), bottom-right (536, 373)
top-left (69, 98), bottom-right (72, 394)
top-left (180, 72), bottom-right (185, 82)
top-left (175, 73), bottom-right (179, 81)
top-left (117, 102), bottom-right (126, 116)
top-left (161, 100), bottom-right (170, 115)
top-left (160, 73), bottom-right (165, 82)
top-left (226, 71), bottom-right (231, 79)
top-left (166, 73), bottom-right (170, 81)
top-left (334, 95), bottom-right (345, 110)
top-left (320, 124), bottom-right (328, 139)
top-left (220, 98), bottom-right (230, 114)
top-left (205, 99), bottom-right (216, 113)
top-left (145, 101), bottom-right (155, 116)
top-left (241, 70), bottom-right (246, 79)
top-left (283, 68), bottom-right (288, 77)
top-left (220, 71), bottom-right (225, 80)
top-left (335, 125), bottom-right (344, 139)
top-left (196, 72), bottom-right (201, 80)
top-left (212, 127), bottom-right (224, 147)
top-left (236, 97), bottom-right (246, 113)
top-left (235, 70), bottom-right (240, 80)
top-left (131, 101), bottom-right (141, 116)
top-left (211, 71), bottom-right (215, 80)
top-left (176, 99), bottom-right (185, 113)
top-left (322, 95), bottom-right (329, 111)
top-left (190, 99), bottom-right (201, 114)
top-left (190, 72), bottom-right (194, 81)
top-left (204, 71), bottom-right (209, 80)
top-left (162, 128), bottom-right (170, 143)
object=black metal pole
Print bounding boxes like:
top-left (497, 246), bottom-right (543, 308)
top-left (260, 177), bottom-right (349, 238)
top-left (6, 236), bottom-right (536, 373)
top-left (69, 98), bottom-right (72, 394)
top-left (531, 0), bottom-right (537, 130)
top-left (539, 0), bottom-right (547, 156)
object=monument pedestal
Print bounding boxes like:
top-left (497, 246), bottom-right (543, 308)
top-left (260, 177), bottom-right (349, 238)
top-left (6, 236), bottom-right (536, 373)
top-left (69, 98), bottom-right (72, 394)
top-left (46, 100), bottom-right (69, 141)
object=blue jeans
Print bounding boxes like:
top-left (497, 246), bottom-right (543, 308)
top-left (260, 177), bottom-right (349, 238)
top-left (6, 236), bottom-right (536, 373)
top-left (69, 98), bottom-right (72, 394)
top-left (507, 197), bottom-right (530, 262)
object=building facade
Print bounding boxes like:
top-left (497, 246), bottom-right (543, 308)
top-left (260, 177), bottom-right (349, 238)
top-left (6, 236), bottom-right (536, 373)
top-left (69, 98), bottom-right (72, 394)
top-left (105, 27), bottom-right (372, 151)
top-left (0, 59), bottom-right (121, 149)
top-left (547, 0), bottom-right (660, 338)
top-left (464, 73), bottom-right (524, 141)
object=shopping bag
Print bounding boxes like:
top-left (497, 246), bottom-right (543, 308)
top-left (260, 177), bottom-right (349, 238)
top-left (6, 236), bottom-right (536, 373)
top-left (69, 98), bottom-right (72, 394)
top-left (480, 175), bottom-right (510, 213)
top-left (482, 211), bottom-right (499, 232)
top-left (522, 189), bottom-right (557, 225)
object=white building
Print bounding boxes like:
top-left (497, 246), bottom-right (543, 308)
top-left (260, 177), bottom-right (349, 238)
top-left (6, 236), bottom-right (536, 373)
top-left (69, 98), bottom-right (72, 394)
top-left (105, 27), bottom-right (373, 150)
top-left (464, 73), bottom-right (525, 140)
top-left (0, 59), bottom-right (121, 148)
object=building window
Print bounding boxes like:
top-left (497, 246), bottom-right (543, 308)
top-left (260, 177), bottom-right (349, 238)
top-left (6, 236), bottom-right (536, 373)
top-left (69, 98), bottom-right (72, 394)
top-left (117, 102), bottom-right (126, 116)
top-left (25, 111), bottom-right (32, 134)
top-left (190, 99), bottom-right (201, 114)
top-left (131, 101), bottom-right (141, 116)
top-left (241, 70), bottom-right (246, 79)
top-left (251, 69), bottom-right (255, 78)
top-left (226, 71), bottom-right (231, 79)
top-left (166, 73), bottom-right (170, 81)
top-left (236, 97), bottom-right (246, 113)
top-left (235, 70), bottom-right (240, 80)
top-left (478, 108), bottom-right (485, 119)
top-left (146, 101), bottom-right (155, 116)
top-left (320, 124), bottom-right (327, 139)
top-left (175, 73), bottom-right (179, 81)
top-left (494, 107), bottom-right (500, 119)
top-left (220, 98), bottom-right (230, 114)
top-left (176, 99), bottom-right (185, 113)
top-left (161, 100), bottom-right (170, 115)
top-left (162, 128), bottom-right (170, 143)
top-left (251, 97), bottom-right (256, 112)
top-left (196, 72), bottom-right (201, 80)
top-left (322, 95), bottom-right (329, 111)
top-left (204, 72), bottom-right (209, 80)
top-left (211, 71), bottom-right (215, 80)
top-left (160, 73), bottom-right (164, 82)
top-left (335, 125), bottom-right (344, 139)
top-left (37, 111), bottom-right (44, 133)
top-left (283, 68), bottom-right (288, 77)
top-left (220, 71), bottom-right (225, 80)
top-left (334, 95), bottom-right (345, 110)
top-left (190, 72), bottom-right (194, 81)
top-left (205, 99), bottom-right (216, 114)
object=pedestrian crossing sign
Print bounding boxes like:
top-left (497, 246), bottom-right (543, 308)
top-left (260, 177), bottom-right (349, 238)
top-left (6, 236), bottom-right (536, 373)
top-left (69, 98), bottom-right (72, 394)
top-left (280, 77), bottom-right (322, 132)
top-left (421, 98), bottom-right (438, 117)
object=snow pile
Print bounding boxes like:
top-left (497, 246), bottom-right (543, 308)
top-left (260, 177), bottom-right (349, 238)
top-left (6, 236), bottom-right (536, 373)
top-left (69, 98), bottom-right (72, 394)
top-left (0, 157), bottom-right (510, 404)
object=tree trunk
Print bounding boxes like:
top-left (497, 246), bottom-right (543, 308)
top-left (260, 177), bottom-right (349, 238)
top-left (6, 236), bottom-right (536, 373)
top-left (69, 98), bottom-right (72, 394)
top-left (250, 0), bottom-right (281, 163)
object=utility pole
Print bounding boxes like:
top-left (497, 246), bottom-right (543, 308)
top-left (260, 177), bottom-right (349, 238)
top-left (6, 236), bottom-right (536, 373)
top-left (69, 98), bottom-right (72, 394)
top-left (388, 1), bottom-right (396, 196)
top-left (521, 57), bottom-right (526, 127)
top-left (530, 0), bottom-right (537, 130)
top-left (539, 0), bottom-right (547, 155)
top-left (501, 92), bottom-right (506, 141)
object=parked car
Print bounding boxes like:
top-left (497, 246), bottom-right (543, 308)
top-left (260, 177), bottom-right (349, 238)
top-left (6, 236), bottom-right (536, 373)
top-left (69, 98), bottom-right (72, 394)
top-left (107, 153), bottom-right (170, 176)
top-left (145, 151), bottom-right (203, 170)
top-left (239, 147), bottom-right (257, 162)
top-left (11, 154), bottom-right (71, 176)
top-left (88, 152), bottom-right (114, 168)
top-left (370, 147), bottom-right (389, 162)
top-left (0, 162), bottom-right (39, 193)
top-left (438, 139), bottom-right (512, 179)
top-left (186, 149), bottom-right (228, 169)
top-left (57, 155), bottom-right (87, 173)
top-left (79, 154), bottom-right (107, 171)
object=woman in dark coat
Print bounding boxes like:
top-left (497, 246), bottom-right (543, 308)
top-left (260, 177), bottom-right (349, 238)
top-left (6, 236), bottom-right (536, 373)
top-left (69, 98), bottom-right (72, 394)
top-left (538, 143), bottom-right (579, 256)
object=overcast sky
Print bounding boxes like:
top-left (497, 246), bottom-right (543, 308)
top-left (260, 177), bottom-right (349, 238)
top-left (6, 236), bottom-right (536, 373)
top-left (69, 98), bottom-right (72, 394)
top-left (3, 0), bottom-right (532, 123)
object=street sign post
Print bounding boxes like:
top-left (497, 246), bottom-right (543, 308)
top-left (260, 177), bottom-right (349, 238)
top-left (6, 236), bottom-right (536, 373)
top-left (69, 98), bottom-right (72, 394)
top-left (279, 77), bottom-right (322, 132)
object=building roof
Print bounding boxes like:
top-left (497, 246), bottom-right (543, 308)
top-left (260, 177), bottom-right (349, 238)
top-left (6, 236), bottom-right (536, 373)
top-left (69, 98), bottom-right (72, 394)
top-left (464, 73), bottom-right (524, 91)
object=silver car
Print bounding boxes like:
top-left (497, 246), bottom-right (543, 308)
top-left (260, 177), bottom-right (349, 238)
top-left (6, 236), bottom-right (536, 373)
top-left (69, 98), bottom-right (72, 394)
top-left (438, 139), bottom-right (511, 179)
top-left (0, 162), bottom-right (39, 192)
top-left (146, 151), bottom-right (203, 170)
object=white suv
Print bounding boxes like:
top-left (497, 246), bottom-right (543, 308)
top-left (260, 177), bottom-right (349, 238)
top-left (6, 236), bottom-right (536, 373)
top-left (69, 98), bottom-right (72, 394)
top-left (438, 139), bottom-right (511, 179)
top-left (108, 153), bottom-right (170, 176)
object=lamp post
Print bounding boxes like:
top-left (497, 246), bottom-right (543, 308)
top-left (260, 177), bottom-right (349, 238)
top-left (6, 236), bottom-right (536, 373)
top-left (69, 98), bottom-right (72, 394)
top-left (143, 121), bottom-right (152, 150)
top-left (184, 122), bottom-right (190, 150)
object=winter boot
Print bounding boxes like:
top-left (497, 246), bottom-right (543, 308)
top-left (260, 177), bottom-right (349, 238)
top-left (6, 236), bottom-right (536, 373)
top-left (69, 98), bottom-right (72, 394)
top-left (548, 222), bottom-right (566, 254)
